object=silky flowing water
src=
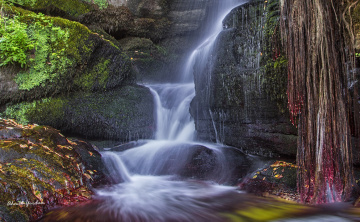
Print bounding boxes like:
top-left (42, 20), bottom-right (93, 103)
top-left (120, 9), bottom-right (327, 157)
top-left (89, 1), bottom-right (359, 221)
top-left (93, 1), bottom-right (251, 221)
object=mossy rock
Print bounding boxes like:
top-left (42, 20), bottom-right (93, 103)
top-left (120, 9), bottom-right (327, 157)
top-left (3, 85), bottom-right (155, 142)
top-left (0, 119), bottom-right (109, 221)
top-left (0, 5), bottom-right (132, 105)
top-left (10, 0), bottom-right (93, 19)
top-left (239, 160), bottom-right (298, 201)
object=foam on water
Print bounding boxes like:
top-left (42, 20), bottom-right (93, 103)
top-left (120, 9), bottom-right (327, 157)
top-left (96, 1), bottom-right (249, 221)
top-left (95, 175), bottom-right (238, 221)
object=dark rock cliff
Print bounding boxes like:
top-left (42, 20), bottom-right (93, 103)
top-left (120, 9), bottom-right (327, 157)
top-left (191, 0), bottom-right (297, 157)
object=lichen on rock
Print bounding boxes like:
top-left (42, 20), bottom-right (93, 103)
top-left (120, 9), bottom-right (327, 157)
top-left (0, 119), bottom-right (109, 221)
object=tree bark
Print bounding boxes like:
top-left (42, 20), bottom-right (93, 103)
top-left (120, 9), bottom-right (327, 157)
top-left (280, 0), bottom-right (358, 204)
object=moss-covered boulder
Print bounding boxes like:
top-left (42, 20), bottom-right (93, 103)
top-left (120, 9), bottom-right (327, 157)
top-left (0, 119), bottom-right (109, 221)
top-left (0, 4), bottom-right (133, 106)
top-left (8, 0), bottom-right (94, 19)
top-left (3, 85), bottom-right (155, 141)
top-left (238, 160), bottom-right (298, 201)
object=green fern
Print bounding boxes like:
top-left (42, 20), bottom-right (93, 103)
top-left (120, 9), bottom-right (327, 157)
top-left (0, 16), bottom-right (34, 67)
top-left (12, 13), bottom-right (72, 90)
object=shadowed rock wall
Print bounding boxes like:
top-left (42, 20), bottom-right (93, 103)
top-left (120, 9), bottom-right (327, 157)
top-left (191, 0), bottom-right (297, 157)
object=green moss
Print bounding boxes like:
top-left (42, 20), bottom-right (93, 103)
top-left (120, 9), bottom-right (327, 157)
top-left (8, 0), bottom-right (92, 17)
top-left (4, 97), bottom-right (67, 124)
top-left (1, 4), bottom-right (111, 93)
top-left (11, 4), bottom-right (93, 62)
top-left (1, 6), bottom-right (75, 90)
top-left (223, 202), bottom-right (307, 222)
top-left (0, 119), bottom-right (93, 220)
top-left (3, 101), bottom-right (37, 124)
top-left (0, 2), bottom-right (130, 96)
top-left (73, 58), bottom-right (111, 91)
top-left (82, 0), bottom-right (108, 9)
top-left (0, 205), bottom-right (29, 222)
top-left (51, 17), bottom-right (92, 62)
top-left (261, 0), bottom-right (288, 112)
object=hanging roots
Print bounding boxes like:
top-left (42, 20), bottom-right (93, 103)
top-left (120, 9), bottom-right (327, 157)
top-left (280, 0), bottom-right (359, 204)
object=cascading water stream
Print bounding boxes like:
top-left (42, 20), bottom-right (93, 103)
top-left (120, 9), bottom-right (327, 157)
top-left (96, 1), bottom-right (250, 221)
top-left (148, 83), bottom-right (196, 141)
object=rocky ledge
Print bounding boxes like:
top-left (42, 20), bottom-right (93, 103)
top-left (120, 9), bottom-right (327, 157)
top-left (0, 119), bottom-right (109, 221)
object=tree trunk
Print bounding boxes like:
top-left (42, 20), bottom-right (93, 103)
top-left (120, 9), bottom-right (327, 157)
top-left (280, 0), bottom-right (359, 204)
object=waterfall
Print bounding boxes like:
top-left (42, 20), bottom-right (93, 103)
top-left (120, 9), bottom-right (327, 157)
top-left (96, 1), bottom-right (250, 221)
top-left (101, 151), bottom-right (132, 183)
top-left (148, 83), bottom-right (195, 141)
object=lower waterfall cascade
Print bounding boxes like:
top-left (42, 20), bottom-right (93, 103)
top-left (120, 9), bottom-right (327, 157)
top-left (95, 0), bottom-right (255, 221)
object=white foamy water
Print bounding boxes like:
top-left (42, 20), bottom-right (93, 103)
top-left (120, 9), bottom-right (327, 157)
top-left (148, 83), bottom-right (195, 141)
top-left (96, 175), bottom-right (238, 222)
top-left (96, 1), bottom-right (249, 221)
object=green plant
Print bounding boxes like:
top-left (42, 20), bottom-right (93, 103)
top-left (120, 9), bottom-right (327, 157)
top-left (4, 99), bottom-right (36, 124)
top-left (261, 0), bottom-right (288, 112)
top-left (0, 15), bottom-right (34, 67)
top-left (1, 2), bottom-right (74, 90)
top-left (6, 0), bottom-right (36, 6)
top-left (356, 52), bottom-right (360, 57)
top-left (12, 12), bottom-right (72, 90)
top-left (82, 0), bottom-right (108, 9)
top-left (4, 97), bottom-right (66, 124)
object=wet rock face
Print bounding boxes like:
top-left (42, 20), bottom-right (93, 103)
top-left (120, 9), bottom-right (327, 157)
top-left (78, 0), bottom-right (213, 82)
top-left (79, 6), bottom-right (171, 42)
top-left (0, 66), bottom-right (20, 101)
top-left (4, 85), bottom-right (155, 143)
top-left (167, 0), bottom-right (210, 36)
top-left (177, 145), bottom-right (254, 185)
top-left (59, 85), bottom-right (155, 142)
top-left (0, 119), bottom-right (110, 221)
top-left (191, 1), bottom-right (297, 158)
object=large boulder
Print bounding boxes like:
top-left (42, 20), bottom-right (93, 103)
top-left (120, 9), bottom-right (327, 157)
top-left (0, 119), bottom-right (110, 221)
top-left (0, 4), bottom-right (133, 106)
top-left (3, 85), bottom-right (155, 142)
top-left (191, 0), bottom-right (297, 157)
top-left (78, 5), bottom-right (171, 42)
top-left (0, 4), bottom-right (156, 142)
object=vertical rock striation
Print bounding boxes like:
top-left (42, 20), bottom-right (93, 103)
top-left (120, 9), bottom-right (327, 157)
top-left (191, 0), bottom-right (297, 157)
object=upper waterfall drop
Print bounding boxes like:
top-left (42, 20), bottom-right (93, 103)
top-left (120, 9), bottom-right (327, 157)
top-left (181, 0), bottom-right (249, 83)
top-left (147, 0), bottom-right (249, 143)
